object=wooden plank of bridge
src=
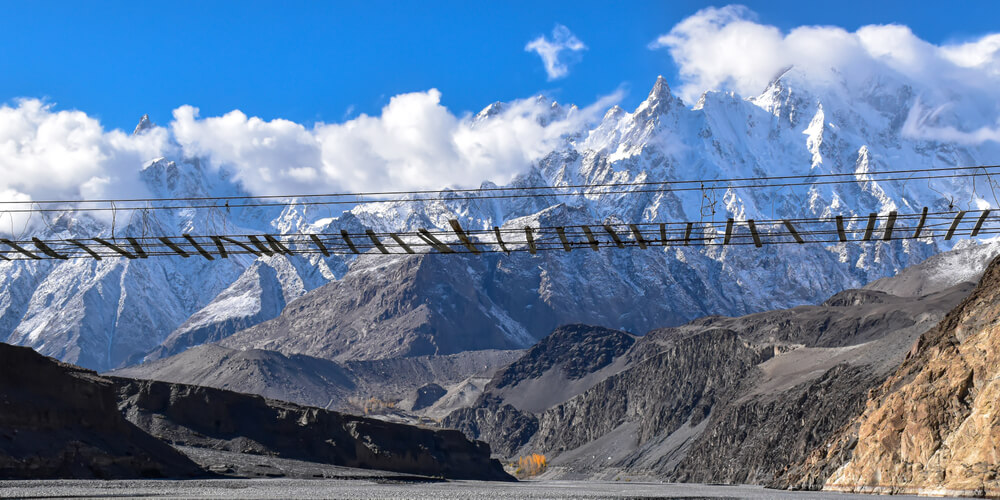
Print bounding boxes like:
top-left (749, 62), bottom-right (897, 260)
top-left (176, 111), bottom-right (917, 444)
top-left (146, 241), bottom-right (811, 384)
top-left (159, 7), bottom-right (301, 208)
top-left (747, 220), bottom-right (762, 248)
top-left (68, 239), bottom-right (102, 260)
top-left (882, 211), bottom-right (897, 241)
top-left (581, 226), bottom-right (600, 251)
top-left (862, 213), bottom-right (877, 241)
top-left (309, 234), bottom-right (330, 257)
top-left (836, 216), bottom-right (847, 242)
top-left (782, 220), bottom-right (805, 244)
top-left (603, 224), bottom-right (625, 248)
top-left (366, 230), bottom-right (390, 254)
top-left (212, 236), bottom-right (262, 258)
top-left (449, 219), bottom-right (481, 254)
top-left (493, 227), bottom-right (510, 254)
top-left (264, 235), bottom-right (294, 255)
top-left (1, 239), bottom-right (41, 260)
top-left (945, 211), bottom-right (967, 240)
top-left (159, 237), bottom-right (189, 258)
top-left (524, 227), bottom-right (537, 255)
top-left (629, 224), bottom-right (648, 249)
top-left (93, 238), bottom-right (138, 259)
top-left (556, 227), bottom-right (573, 252)
top-left (913, 207), bottom-right (929, 238)
top-left (972, 210), bottom-right (991, 237)
top-left (182, 234), bottom-right (215, 260)
top-left (389, 233), bottom-right (414, 254)
top-left (684, 222), bottom-right (693, 245)
top-left (31, 238), bottom-right (68, 259)
top-left (417, 229), bottom-right (455, 253)
top-left (126, 238), bottom-right (148, 258)
top-left (724, 218), bottom-right (734, 245)
top-left (341, 230), bottom-right (360, 254)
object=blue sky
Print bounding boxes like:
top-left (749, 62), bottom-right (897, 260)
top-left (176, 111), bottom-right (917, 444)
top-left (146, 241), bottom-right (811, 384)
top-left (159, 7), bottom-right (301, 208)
top-left (3, 0), bottom-right (999, 131)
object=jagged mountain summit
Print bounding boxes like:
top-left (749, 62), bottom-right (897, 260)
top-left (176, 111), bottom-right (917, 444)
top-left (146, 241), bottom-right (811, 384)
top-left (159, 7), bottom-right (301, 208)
top-left (3, 74), bottom-right (999, 371)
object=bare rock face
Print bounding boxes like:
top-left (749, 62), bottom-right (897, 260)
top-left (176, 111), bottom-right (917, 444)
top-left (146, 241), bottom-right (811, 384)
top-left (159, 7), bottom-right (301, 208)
top-left (112, 377), bottom-right (514, 481)
top-left (0, 343), bottom-right (203, 479)
top-left (789, 255), bottom-right (1000, 496)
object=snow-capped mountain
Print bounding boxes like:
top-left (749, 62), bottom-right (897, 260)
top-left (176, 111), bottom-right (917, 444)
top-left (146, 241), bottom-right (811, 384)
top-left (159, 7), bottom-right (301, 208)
top-left (3, 73), bottom-right (998, 371)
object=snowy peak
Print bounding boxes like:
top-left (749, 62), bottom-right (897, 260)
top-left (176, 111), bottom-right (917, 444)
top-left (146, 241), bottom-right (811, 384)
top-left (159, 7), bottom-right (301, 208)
top-left (133, 114), bottom-right (153, 135)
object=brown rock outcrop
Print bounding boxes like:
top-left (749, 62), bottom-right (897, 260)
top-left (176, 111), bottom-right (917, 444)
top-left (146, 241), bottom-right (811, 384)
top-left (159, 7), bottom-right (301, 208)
top-left (787, 254), bottom-right (1000, 496)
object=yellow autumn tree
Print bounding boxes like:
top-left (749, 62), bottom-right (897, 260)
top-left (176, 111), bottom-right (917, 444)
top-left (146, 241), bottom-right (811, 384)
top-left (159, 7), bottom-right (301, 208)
top-left (514, 453), bottom-right (547, 477)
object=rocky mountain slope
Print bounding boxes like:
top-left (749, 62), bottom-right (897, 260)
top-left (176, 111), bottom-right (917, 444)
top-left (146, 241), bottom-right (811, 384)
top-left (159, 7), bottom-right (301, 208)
top-left (442, 244), bottom-right (992, 484)
top-left (110, 344), bottom-right (521, 414)
top-left (0, 342), bottom-right (204, 479)
top-left (0, 342), bottom-right (513, 481)
top-left (5, 72), bottom-right (999, 371)
top-left (781, 253), bottom-right (1000, 496)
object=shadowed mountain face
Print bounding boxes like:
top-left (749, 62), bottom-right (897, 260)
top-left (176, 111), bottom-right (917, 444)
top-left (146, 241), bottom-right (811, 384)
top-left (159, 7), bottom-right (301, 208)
top-left (441, 256), bottom-right (981, 484)
top-left (0, 342), bottom-right (513, 481)
top-left (783, 254), bottom-right (1000, 496)
top-left (0, 343), bottom-right (203, 479)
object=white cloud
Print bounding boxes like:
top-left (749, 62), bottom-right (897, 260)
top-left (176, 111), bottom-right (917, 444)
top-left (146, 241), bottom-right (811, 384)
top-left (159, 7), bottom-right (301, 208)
top-left (526, 24), bottom-right (587, 80)
top-left (650, 5), bottom-right (1000, 144)
top-left (0, 99), bottom-right (171, 233)
top-left (173, 88), bottom-right (621, 196)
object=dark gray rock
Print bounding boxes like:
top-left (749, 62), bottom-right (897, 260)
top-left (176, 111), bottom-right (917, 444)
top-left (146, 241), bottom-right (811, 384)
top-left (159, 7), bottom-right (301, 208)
top-left (112, 377), bottom-right (514, 481)
top-left (0, 343), bottom-right (204, 479)
top-left (412, 384), bottom-right (447, 411)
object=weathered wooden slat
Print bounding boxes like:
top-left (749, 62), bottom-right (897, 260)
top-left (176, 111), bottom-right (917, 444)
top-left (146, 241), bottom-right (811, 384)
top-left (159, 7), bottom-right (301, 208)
top-left (94, 238), bottom-right (138, 259)
top-left (159, 237), bottom-right (189, 258)
top-left (782, 220), bottom-right (804, 244)
top-left (581, 226), bottom-right (600, 251)
top-left (389, 233), bottom-right (414, 254)
top-left (309, 234), bottom-right (330, 257)
top-left (416, 229), bottom-right (455, 253)
top-left (341, 230), bottom-right (360, 254)
top-left (747, 220), bottom-right (762, 248)
top-left (493, 227), bottom-right (510, 254)
top-left (555, 227), bottom-right (572, 252)
top-left (212, 236), bottom-right (262, 258)
top-left (68, 239), bottom-right (102, 260)
top-left (265, 235), bottom-right (294, 255)
top-left (603, 224), bottom-right (625, 248)
top-left (862, 213), bottom-right (877, 241)
top-left (247, 236), bottom-right (274, 256)
top-left (1, 238), bottom-right (41, 260)
top-left (126, 238), bottom-right (148, 258)
top-left (555, 227), bottom-right (573, 252)
top-left (684, 222), bottom-right (693, 245)
top-left (448, 219), bottom-right (481, 254)
top-left (660, 223), bottom-right (667, 245)
top-left (836, 215), bottom-right (847, 242)
top-left (882, 211), bottom-right (897, 241)
top-left (31, 238), bottom-right (68, 259)
top-left (913, 207), bottom-right (929, 238)
top-left (629, 224), bottom-right (648, 249)
top-left (972, 210), bottom-right (991, 237)
top-left (182, 234), bottom-right (215, 260)
top-left (945, 211), bottom-right (967, 240)
top-left (524, 227), bottom-right (537, 255)
top-left (366, 230), bottom-right (390, 254)
top-left (724, 218), bottom-right (734, 245)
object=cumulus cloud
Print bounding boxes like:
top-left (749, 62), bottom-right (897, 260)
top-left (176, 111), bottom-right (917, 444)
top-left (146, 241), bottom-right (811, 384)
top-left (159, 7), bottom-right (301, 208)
top-left (525, 24), bottom-right (587, 80)
top-left (173, 88), bottom-right (621, 196)
top-left (0, 99), bottom-right (171, 233)
top-left (650, 5), bottom-right (1000, 144)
